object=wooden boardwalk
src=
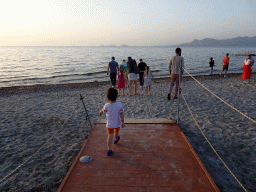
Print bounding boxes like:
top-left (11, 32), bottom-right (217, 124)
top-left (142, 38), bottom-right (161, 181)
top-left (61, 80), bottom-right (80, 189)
top-left (58, 119), bottom-right (219, 192)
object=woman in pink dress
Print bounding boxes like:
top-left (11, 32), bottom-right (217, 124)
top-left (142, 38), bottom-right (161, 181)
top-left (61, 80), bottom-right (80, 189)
top-left (242, 55), bottom-right (252, 79)
top-left (117, 69), bottom-right (126, 96)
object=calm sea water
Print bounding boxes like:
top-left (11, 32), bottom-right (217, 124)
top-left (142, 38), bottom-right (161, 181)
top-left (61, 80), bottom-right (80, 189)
top-left (0, 46), bottom-right (255, 88)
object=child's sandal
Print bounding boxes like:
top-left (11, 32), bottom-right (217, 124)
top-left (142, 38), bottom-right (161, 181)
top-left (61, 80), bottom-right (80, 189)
top-left (114, 136), bottom-right (120, 144)
top-left (107, 150), bottom-right (112, 156)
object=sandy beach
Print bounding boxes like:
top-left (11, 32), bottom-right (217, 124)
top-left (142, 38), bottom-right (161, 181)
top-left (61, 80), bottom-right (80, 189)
top-left (0, 73), bottom-right (255, 192)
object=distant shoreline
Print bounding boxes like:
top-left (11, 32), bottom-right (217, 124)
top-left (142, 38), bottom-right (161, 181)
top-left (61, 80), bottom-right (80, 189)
top-left (1, 72), bottom-right (252, 93)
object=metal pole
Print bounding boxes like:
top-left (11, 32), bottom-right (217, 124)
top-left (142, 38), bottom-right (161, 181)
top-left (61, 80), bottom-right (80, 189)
top-left (80, 94), bottom-right (93, 129)
top-left (177, 68), bottom-right (181, 124)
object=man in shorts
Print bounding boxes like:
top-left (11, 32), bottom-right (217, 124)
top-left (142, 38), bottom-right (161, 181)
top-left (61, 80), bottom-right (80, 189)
top-left (220, 53), bottom-right (229, 77)
top-left (107, 57), bottom-right (119, 87)
top-left (138, 59), bottom-right (147, 87)
top-left (127, 56), bottom-right (138, 96)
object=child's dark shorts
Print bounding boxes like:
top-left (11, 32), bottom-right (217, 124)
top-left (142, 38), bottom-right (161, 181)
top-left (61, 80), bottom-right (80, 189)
top-left (222, 65), bottom-right (229, 71)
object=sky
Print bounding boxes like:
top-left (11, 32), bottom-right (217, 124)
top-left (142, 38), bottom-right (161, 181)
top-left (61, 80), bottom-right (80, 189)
top-left (0, 0), bottom-right (255, 46)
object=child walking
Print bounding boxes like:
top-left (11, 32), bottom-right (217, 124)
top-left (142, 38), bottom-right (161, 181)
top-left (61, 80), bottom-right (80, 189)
top-left (117, 69), bottom-right (126, 96)
top-left (99, 88), bottom-right (125, 156)
top-left (143, 66), bottom-right (156, 96)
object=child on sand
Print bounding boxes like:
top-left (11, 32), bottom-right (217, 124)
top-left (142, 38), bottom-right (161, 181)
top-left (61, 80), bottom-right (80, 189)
top-left (117, 69), bottom-right (126, 96)
top-left (143, 66), bottom-right (156, 96)
top-left (99, 88), bottom-right (125, 156)
top-left (120, 59), bottom-right (128, 85)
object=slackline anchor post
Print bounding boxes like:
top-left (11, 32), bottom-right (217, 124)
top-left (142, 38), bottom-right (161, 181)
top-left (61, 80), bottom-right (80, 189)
top-left (80, 94), bottom-right (93, 130)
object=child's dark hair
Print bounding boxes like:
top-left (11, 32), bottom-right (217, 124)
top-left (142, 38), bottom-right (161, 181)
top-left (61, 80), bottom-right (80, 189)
top-left (146, 66), bottom-right (149, 75)
top-left (175, 48), bottom-right (181, 54)
top-left (119, 69), bottom-right (124, 77)
top-left (106, 88), bottom-right (118, 101)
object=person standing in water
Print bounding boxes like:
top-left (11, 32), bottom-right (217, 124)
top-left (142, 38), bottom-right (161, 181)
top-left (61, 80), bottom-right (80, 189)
top-left (220, 53), bottom-right (229, 77)
top-left (107, 57), bottom-right (119, 87)
top-left (138, 59), bottom-right (147, 88)
top-left (209, 57), bottom-right (214, 75)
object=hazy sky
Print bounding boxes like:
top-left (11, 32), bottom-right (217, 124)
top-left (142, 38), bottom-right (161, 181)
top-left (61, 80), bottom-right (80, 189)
top-left (0, 0), bottom-right (255, 46)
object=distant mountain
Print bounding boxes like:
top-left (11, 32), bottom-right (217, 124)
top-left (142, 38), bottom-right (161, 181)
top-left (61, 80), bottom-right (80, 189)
top-left (107, 44), bottom-right (118, 47)
top-left (177, 36), bottom-right (256, 47)
top-left (120, 44), bottom-right (129, 47)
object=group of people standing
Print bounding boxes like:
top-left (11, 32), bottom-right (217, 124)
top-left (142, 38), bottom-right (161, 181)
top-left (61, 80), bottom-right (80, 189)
top-left (209, 53), bottom-right (232, 77)
top-left (101, 48), bottom-right (255, 156)
top-left (101, 48), bottom-right (184, 156)
top-left (107, 48), bottom-right (254, 101)
top-left (107, 57), bottom-right (155, 96)
top-left (210, 53), bottom-right (254, 79)
top-left (107, 48), bottom-right (184, 99)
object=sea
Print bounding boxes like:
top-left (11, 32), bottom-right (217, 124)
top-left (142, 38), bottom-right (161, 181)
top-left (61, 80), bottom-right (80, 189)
top-left (0, 46), bottom-right (255, 88)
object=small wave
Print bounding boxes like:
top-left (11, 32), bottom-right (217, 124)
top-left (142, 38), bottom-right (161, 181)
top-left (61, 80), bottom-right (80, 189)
top-left (1, 80), bottom-right (11, 83)
top-left (150, 69), bottom-right (161, 73)
top-left (53, 71), bottom-right (73, 74)
top-left (3, 76), bottom-right (52, 83)
top-left (58, 76), bottom-right (106, 83)
top-left (231, 67), bottom-right (243, 71)
top-left (50, 71), bottom-right (107, 79)
top-left (86, 71), bottom-right (106, 75)
top-left (4, 75), bottom-right (29, 80)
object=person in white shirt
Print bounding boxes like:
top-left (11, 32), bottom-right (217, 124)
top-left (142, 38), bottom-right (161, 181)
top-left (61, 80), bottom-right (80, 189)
top-left (99, 88), bottom-right (125, 156)
top-left (250, 55), bottom-right (254, 67)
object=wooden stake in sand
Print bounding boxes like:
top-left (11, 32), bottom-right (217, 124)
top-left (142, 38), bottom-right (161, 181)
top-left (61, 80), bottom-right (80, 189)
top-left (80, 94), bottom-right (93, 129)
